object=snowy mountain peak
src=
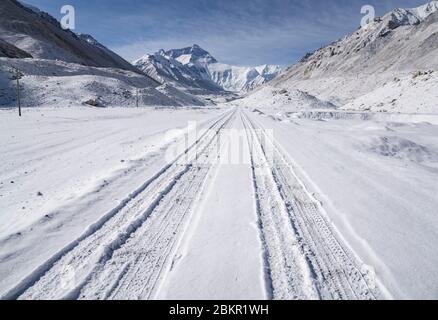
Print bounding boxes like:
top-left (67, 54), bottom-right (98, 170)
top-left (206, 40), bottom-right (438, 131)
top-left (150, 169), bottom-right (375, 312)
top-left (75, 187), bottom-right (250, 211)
top-left (407, 0), bottom-right (438, 20)
top-left (385, 1), bottom-right (438, 27)
top-left (162, 44), bottom-right (218, 66)
top-left (134, 45), bottom-right (281, 93)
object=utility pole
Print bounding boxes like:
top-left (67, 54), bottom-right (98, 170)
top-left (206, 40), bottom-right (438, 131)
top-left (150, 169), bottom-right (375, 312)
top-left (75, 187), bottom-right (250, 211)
top-left (17, 74), bottom-right (21, 117)
top-left (10, 68), bottom-right (24, 117)
top-left (136, 88), bottom-right (139, 108)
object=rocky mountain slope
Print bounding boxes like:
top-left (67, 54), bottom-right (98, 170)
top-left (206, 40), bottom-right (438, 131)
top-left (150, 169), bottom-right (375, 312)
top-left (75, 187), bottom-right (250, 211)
top-left (133, 44), bottom-right (281, 94)
top-left (0, 39), bottom-right (32, 58)
top-left (261, 1), bottom-right (438, 113)
top-left (0, 0), bottom-right (138, 73)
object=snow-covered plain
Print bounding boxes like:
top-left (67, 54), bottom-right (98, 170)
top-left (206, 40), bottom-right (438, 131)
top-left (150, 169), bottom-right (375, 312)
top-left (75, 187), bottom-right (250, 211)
top-left (236, 104), bottom-right (438, 299)
top-left (0, 106), bottom-right (223, 235)
top-left (0, 106), bottom-right (224, 297)
top-left (1, 102), bottom-right (437, 300)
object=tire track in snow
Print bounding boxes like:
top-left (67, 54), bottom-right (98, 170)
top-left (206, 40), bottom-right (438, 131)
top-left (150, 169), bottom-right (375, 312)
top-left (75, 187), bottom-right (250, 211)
top-left (3, 109), bottom-right (235, 300)
top-left (241, 111), bottom-right (319, 300)
top-left (79, 112), bottom-right (235, 300)
top-left (242, 110), bottom-right (381, 300)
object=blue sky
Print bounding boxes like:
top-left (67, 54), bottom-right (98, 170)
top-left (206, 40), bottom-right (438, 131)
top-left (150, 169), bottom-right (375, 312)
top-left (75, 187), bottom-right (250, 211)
top-left (23, 0), bottom-right (429, 66)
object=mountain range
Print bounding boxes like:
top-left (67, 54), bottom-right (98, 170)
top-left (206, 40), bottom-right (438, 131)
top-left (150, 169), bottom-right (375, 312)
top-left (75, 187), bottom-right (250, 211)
top-left (0, 0), bottom-right (281, 108)
top-left (0, 0), bottom-right (213, 108)
top-left (1, 0), bottom-right (437, 113)
top-left (133, 45), bottom-right (282, 94)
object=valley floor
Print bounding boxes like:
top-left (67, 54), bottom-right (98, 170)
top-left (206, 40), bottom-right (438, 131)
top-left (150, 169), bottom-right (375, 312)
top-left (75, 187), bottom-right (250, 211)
top-left (0, 105), bottom-right (437, 299)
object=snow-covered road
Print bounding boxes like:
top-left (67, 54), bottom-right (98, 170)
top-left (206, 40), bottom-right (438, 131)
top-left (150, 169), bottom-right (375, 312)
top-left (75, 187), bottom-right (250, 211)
top-left (157, 111), bottom-right (267, 300)
top-left (1, 106), bottom-right (437, 299)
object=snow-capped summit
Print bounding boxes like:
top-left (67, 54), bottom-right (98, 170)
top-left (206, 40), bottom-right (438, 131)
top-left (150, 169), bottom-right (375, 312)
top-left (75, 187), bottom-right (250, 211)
top-left (413, 0), bottom-right (438, 19)
top-left (381, 0), bottom-right (438, 29)
top-left (163, 44), bottom-right (218, 66)
top-left (388, 1), bottom-right (438, 26)
top-left (133, 45), bottom-right (281, 93)
top-left (134, 50), bottom-right (224, 95)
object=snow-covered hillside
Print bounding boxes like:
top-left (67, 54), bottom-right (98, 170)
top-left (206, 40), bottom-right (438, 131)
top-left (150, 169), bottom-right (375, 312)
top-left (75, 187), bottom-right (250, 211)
top-left (133, 44), bottom-right (281, 93)
top-left (2, 106), bottom-right (438, 299)
top-left (260, 1), bottom-right (438, 113)
top-left (236, 86), bottom-right (336, 113)
top-left (343, 70), bottom-right (438, 114)
top-left (388, 0), bottom-right (438, 25)
top-left (0, 58), bottom-right (206, 108)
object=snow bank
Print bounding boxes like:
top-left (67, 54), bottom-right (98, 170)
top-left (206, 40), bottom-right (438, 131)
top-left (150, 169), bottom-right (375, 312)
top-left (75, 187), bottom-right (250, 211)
top-left (343, 71), bottom-right (438, 114)
top-left (289, 110), bottom-right (438, 125)
top-left (236, 86), bottom-right (336, 112)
